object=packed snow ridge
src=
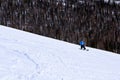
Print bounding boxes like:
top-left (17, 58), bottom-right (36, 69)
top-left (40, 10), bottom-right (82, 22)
top-left (0, 25), bottom-right (120, 80)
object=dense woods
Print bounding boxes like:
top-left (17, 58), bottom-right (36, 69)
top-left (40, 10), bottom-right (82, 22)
top-left (0, 0), bottom-right (120, 53)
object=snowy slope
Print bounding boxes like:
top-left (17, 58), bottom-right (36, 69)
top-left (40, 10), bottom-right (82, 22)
top-left (0, 25), bottom-right (120, 80)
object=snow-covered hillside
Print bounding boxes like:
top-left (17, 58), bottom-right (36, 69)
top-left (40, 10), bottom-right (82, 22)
top-left (0, 25), bottom-right (120, 80)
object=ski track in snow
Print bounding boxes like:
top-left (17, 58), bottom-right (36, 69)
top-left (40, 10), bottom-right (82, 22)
top-left (13, 50), bottom-right (40, 71)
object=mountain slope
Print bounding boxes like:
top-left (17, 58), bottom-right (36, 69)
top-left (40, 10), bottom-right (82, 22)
top-left (0, 25), bottom-right (120, 80)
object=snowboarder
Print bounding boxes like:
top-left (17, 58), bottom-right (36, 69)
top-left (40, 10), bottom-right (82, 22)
top-left (79, 40), bottom-right (86, 50)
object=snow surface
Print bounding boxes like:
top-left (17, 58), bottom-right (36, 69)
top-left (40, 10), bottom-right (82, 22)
top-left (0, 25), bottom-right (120, 80)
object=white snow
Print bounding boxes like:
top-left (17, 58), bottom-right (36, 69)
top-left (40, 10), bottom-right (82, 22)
top-left (0, 25), bottom-right (120, 80)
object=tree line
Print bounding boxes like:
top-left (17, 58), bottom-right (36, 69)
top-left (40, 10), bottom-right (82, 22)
top-left (0, 0), bottom-right (120, 53)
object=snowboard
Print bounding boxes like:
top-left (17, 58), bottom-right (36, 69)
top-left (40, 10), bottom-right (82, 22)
top-left (79, 48), bottom-right (89, 51)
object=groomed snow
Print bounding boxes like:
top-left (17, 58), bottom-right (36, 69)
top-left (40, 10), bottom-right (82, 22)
top-left (0, 25), bottom-right (120, 80)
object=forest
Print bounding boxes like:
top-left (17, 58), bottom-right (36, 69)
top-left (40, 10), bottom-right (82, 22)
top-left (0, 0), bottom-right (120, 53)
